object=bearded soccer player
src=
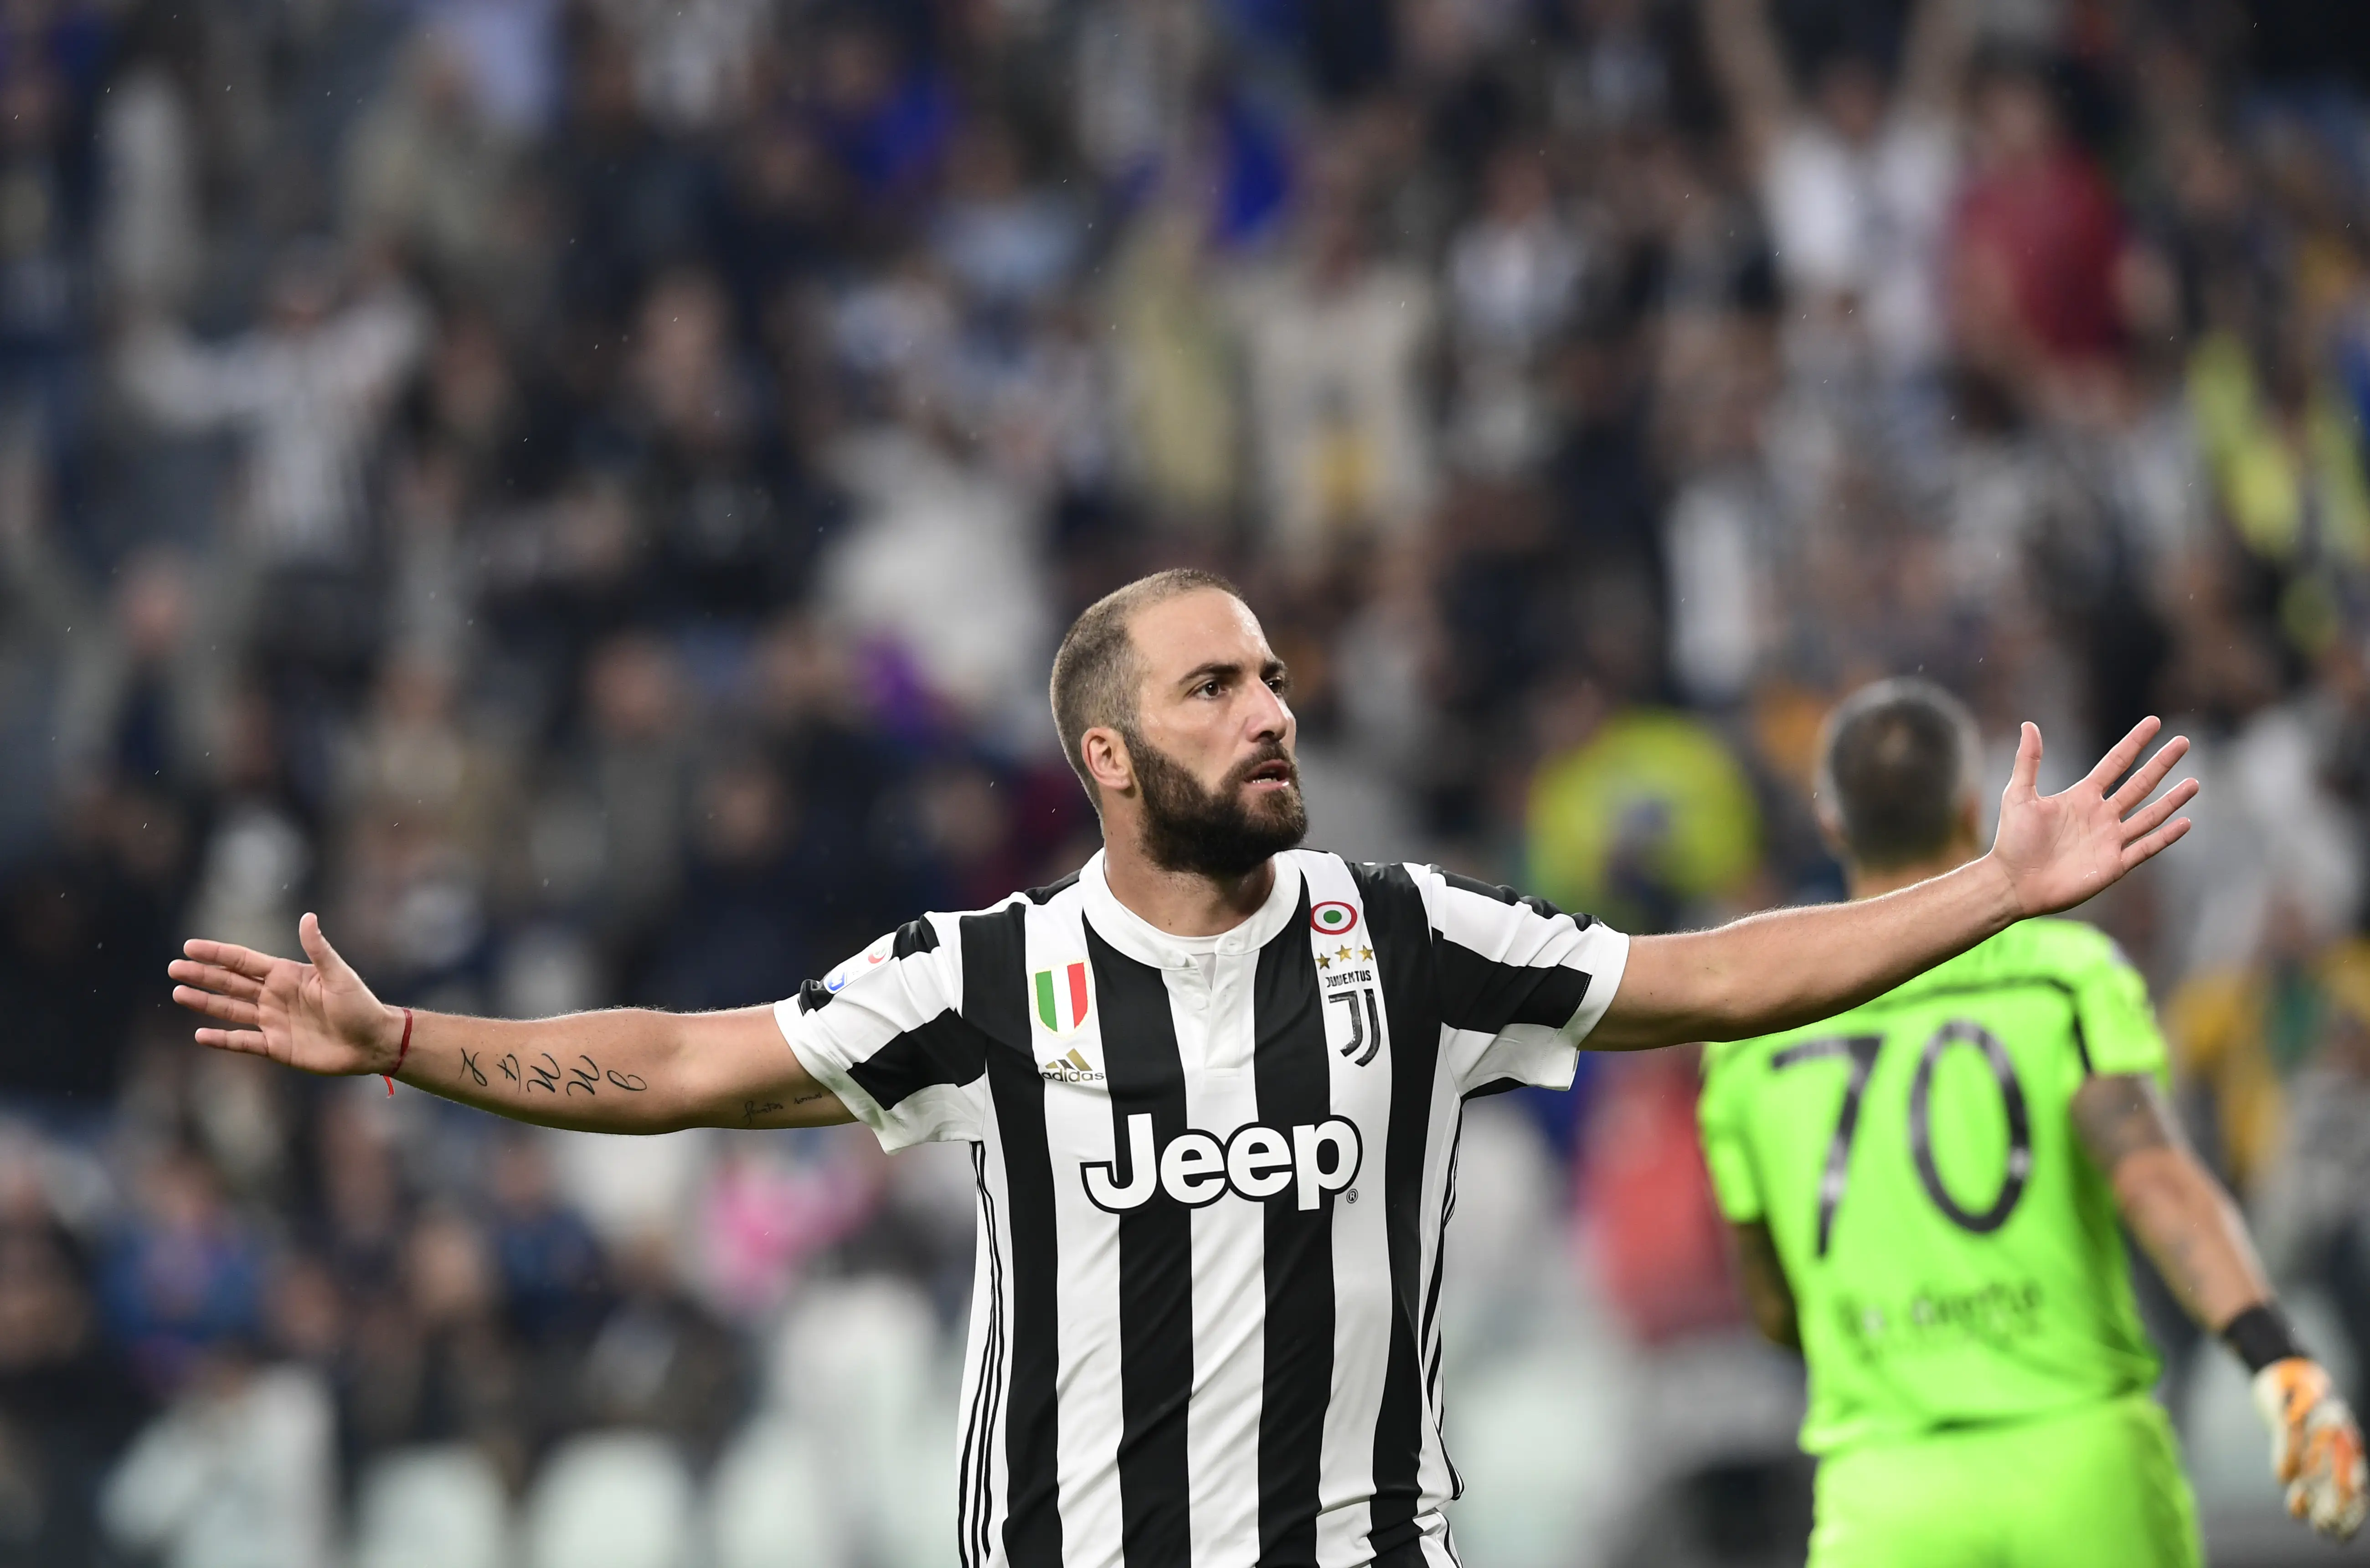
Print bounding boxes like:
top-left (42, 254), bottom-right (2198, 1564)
top-left (1699, 679), bottom-right (2368, 1568)
top-left (175, 572), bottom-right (2200, 1568)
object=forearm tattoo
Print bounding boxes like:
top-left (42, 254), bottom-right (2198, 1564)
top-left (469, 1047), bottom-right (646, 1100)
top-left (2071, 1073), bottom-right (2180, 1171)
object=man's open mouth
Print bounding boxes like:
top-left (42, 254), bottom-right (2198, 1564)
top-left (1243, 759), bottom-right (1295, 787)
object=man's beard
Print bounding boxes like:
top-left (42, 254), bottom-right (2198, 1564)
top-left (1125, 729), bottom-right (1308, 880)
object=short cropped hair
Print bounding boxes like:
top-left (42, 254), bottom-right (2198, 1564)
top-left (1049, 568), bottom-right (1244, 802)
top-left (1818, 678), bottom-right (1983, 870)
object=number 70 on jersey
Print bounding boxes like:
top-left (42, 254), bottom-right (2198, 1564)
top-left (1774, 1020), bottom-right (2034, 1257)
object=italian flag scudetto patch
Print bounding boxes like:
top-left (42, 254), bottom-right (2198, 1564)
top-left (1035, 961), bottom-right (1090, 1033)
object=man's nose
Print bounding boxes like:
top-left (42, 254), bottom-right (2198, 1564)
top-left (1245, 680), bottom-right (1289, 741)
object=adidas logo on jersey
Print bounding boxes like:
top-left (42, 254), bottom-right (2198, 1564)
top-left (1082, 1113), bottom-right (1361, 1212)
top-left (1040, 1048), bottom-right (1103, 1083)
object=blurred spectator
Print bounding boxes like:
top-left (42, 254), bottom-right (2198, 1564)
top-left (421, 0), bottom-right (563, 135)
top-left (698, 1130), bottom-right (881, 1322)
top-left (1525, 692), bottom-right (1762, 934)
top-left (344, 32), bottom-right (531, 300)
top-left (0, 0), bottom-right (106, 446)
top-left (1705, 0), bottom-right (1966, 380)
top-left (100, 1342), bottom-right (337, 1568)
top-left (181, 688), bottom-right (314, 960)
top-left (544, 22), bottom-right (710, 323)
top-left (97, 29), bottom-right (201, 315)
top-left (0, 1165), bottom-right (147, 1564)
top-left (1105, 201), bottom-right (1241, 527)
top-left (809, 20), bottom-right (955, 207)
top-left (2189, 323), bottom-right (2370, 610)
top-left (1447, 146), bottom-right (1586, 473)
top-left (580, 1233), bottom-right (746, 1468)
top-left (52, 549), bottom-right (225, 797)
top-left (1579, 1048), bottom-right (1741, 1345)
top-left (1948, 53), bottom-right (2128, 387)
top-left (930, 121), bottom-right (1083, 311)
top-left (2257, 946), bottom-right (2370, 1413)
top-left (98, 1149), bottom-right (266, 1397)
top-left (556, 632), bottom-right (694, 991)
top-left (0, 787), bottom-right (187, 1106)
top-left (343, 1210), bottom-right (529, 1479)
top-left (485, 1133), bottom-right (609, 1347)
top-left (301, 1093), bottom-right (407, 1306)
top-left (646, 751), bottom-right (806, 1011)
top-left (341, 655), bottom-right (520, 870)
top-left (820, 417), bottom-right (1053, 737)
top-left (2167, 893), bottom-right (2362, 1200)
top-left (622, 267), bottom-right (815, 622)
top-left (1232, 144), bottom-right (1438, 564)
top-left (118, 244), bottom-right (429, 567)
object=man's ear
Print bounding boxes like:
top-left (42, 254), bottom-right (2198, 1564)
top-left (1082, 726), bottom-right (1134, 799)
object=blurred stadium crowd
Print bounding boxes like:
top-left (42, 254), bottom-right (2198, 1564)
top-left (2, 0), bottom-right (2370, 1562)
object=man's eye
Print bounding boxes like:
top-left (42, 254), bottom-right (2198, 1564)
top-left (1198, 679), bottom-right (1222, 697)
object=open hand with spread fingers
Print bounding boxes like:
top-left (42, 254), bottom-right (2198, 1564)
top-left (1987, 716), bottom-right (2198, 918)
top-left (168, 911), bottom-right (404, 1077)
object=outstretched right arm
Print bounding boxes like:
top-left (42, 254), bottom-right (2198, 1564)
top-left (169, 913), bottom-right (852, 1134)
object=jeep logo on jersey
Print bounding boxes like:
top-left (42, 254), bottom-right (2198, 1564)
top-left (1034, 961), bottom-right (1091, 1034)
top-left (1082, 1114), bottom-right (1362, 1212)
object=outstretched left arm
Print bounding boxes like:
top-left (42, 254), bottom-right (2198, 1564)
top-left (1592, 717), bottom-right (2196, 1051)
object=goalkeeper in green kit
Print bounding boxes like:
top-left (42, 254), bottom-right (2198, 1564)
top-left (1699, 681), bottom-right (2369, 1566)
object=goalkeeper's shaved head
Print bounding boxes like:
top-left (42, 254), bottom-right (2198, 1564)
top-left (1819, 679), bottom-right (1983, 870)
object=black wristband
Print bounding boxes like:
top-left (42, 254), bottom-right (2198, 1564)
top-left (2222, 1302), bottom-right (2308, 1374)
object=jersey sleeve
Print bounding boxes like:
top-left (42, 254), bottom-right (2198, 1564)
top-left (1415, 867), bottom-right (1633, 1097)
top-left (2069, 935), bottom-right (2172, 1082)
top-left (1695, 1045), bottom-right (1765, 1224)
top-left (772, 914), bottom-right (985, 1150)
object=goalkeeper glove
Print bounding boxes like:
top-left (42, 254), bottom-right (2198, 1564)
top-left (2252, 1357), bottom-right (2368, 1542)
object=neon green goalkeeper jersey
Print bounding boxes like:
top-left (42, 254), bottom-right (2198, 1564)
top-left (1699, 917), bottom-right (2167, 1456)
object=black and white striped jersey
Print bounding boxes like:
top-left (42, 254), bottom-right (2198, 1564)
top-left (772, 848), bottom-right (1629, 1568)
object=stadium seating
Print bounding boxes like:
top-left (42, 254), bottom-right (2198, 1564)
top-left (350, 1444), bottom-right (512, 1568)
top-left (523, 1430), bottom-right (699, 1568)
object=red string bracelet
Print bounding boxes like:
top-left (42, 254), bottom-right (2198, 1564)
top-left (382, 1007), bottom-right (414, 1097)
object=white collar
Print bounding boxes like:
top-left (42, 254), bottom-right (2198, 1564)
top-left (1078, 849), bottom-right (1306, 970)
